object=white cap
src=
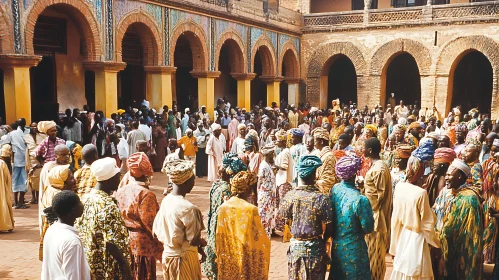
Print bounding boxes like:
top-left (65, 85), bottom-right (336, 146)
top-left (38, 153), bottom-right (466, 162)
top-left (90, 157), bottom-right (120, 181)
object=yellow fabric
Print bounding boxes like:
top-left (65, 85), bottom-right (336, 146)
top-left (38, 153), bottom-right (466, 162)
top-left (215, 197), bottom-right (271, 279)
top-left (0, 159), bottom-right (13, 231)
top-left (37, 121), bottom-right (56, 134)
top-left (72, 144), bottom-right (82, 171)
top-left (364, 160), bottom-right (392, 234)
top-left (47, 164), bottom-right (70, 189)
top-left (161, 250), bottom-right (201, 280)
top-left (178, 136), bottom-right (198, 157)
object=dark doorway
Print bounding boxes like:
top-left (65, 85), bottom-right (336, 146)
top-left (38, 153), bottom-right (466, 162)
top-left (251, 50), bottom-right (268, 108)
top-left (280, 64), bottom-right (288, 107)
top-left (174, 34), bottom-right (198, 111)
top-left (216, 43), bottom-right (238, 106)
top-left (84, 70), bottom-right (95, 112)
top-left (385, 52), bottom-right (421, 107)
top-left (327, 55), bottom-right (357, 106)
top-left (119, 28), bottom-right (145, 109)
top-left (451, 51), bottom-right (493, 114)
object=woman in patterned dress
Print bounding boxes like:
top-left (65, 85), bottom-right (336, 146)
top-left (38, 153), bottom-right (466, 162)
top-left (203, 153), bottom-right (247, 280)
top-left (257, 143), bottom-right (277, 238)
top-left (329, 155), bottom-right (374, 280)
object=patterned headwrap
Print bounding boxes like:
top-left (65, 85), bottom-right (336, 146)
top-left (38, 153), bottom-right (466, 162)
top-left (335, 155), bottom-right (362, 180)
top-left (247, 129), bottom-right (258, 140)
top-left (244, 137), bottom-right (255, 151)
top-left (261, 143), bottom-right (275, 156)
top-left (365, 124), bottom-right (377, 134)
top-left (230, 171), bottom-right (257, 194)
top-left (408, 122), bottom-right (422, 131)
top-left (296, 155), bottom-right (323, 179)
top-left (128, 152), bottom-right (154, 178)
top-left (162, 159), bottom-right (195, 185)
top-left (276, 130), bottom-right (287, 141)
top-left (333, 150), bottom-right (347, 161)
top-left (434, 148), bottom-right (456, 164)
top-left (407, 115), bottom-right (417, 122)
top-left (48, 164), bottom-right (70, 189)
top-left (394, 124), bottom-right (407, 133)
top-left (449, 159), bottom-right (471, 177)
top-left (312, 127), bottom-right (329, 141)
top-left (411, 138), bottom-right (435, 162)
top-left (291, 128), bottom-right (305, 137)
top-left (395, 145), bottom-right (413, 159)
top-left (465, 137), bottom-right (482, 151)
top-left (222, 152), bottom-right (247, 176)
top-left (455, 123), bottom-right (468, 133)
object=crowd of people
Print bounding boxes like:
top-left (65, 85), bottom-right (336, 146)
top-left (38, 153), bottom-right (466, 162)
top-left (0, 94), bottom-right (499, 280)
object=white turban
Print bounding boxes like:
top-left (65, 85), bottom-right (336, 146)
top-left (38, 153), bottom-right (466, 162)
top-left (449, 159), bottom-right (471, 177)
top-left (185, 108), bottom-right (190, 113)
top-left (90, 157), bottom-right (120, 181)
top-left (211, 123), bottom-right (221, 131)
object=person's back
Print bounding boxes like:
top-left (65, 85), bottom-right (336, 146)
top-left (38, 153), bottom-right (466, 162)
top-left (42, 222), bottom-right (91, 280)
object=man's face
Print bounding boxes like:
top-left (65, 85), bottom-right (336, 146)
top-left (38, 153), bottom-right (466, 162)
top-left (138, 143), bottom-right (149, 153)
top-left (214, 129), bottom-right (221, 137)
top-left (338, 139), bottom-right (348, 150)
top-left (354, 125), bottom-right (362, 135)
top-left (56, 148), bottom-right (71, 165)
top-left (63, 171), bottom-right (76, 191)
top-left (436, 120), bottom-right (442, 127)
top-left (47, 127), bottom-right (58, 139)
top-left (239, 127), bottom-right (247, 137)
top-left (491, 145), bottom-right (499, 158)
top-left (395, 130), bottom-right (404, 142)
top-left (187, 131), bottom-right (193, 137)
top-left (445, 167), bottom-right (464, 190)
top-left (306, 137), bottom-right (314, 151)
top-left (460, 146), bottom-right (479, 163)
top-left (485, 135), bottom-right (496, 148)
top-left (456, 131), bottom-right (466, 142)
top-left (30, 123), bottom-right (38, 134)
top-left (437, 136), bottom-right (450, 148)
top-left (264, 119), bottom-right (271, 128)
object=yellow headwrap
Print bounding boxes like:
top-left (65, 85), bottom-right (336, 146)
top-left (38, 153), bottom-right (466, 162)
top-left (72, 144), bottom-right (82, 171)
top-left (312, 127), bottom-right (329, 141)
top-left (48, 164), bottom-right (70, 189)
top-left (276, 130), bottom-right (287, 141)
top-left (37, 121), bottom-right (57, 134)
top-left (1, 144), bottom-right (11, 158)
top-left (365, 124), bottom-right (377, 134)
top-left (117, 109), bottom-right (126, 115)
top-left (162, 159), bottom-right (195, 185)
top-left (230, 171), bottom-right (257, 194)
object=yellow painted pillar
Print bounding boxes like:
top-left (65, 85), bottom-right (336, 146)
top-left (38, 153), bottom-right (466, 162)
top-left (145, 66), bottom-right (176, 111)
top-left (0, 55), bottom-right (41, 124)
top-left (84, 62), bottom-right (125, 118)
top-left (232, 73), bottom-right (256, 110)
top-left (261, 76), bottom-right (283, 108)
top-left (191, 71), bottom-right (220, 121)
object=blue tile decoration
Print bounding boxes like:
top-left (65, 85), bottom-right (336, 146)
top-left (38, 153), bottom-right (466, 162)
top-left (105, 0), bottom-right (113, 60)
top-left (247, 27), bottom-right (252, 73)
top-left (169, 9), bottom-right (209, 46)
top-left (267, 30), bottom-right (277, 53)
top-left (22, 0), bottom-right (101, 28)
top-left (12, 0), bottom-right (21, 53)
top-left (279, 33), bottom-right (290, 56)
top-left (293, 37), bottom-right (300, 55)
top-left (164, 7), bottom-right (169, 65)
top-left (250, 27), bottom-right (264, 55)
top-left (210, 18), bottom-right (215, 71)
top-left (114, 0), bottom-right (162, 28)
top-left (215, 19), bottom-right (229, 43)
top-left (234, 23), bottom-right (247, 43)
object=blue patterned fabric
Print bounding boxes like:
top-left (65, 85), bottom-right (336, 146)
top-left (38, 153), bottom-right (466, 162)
top-left (411, 138), bottom-right (435, 161)
top-left (329, 181), bottom-right (374, 280)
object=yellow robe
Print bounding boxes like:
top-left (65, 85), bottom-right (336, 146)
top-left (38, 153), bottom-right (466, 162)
top-left (215, 197), bottom-right (271, 280)
top-left (0, 159), bottom-right (13, 231)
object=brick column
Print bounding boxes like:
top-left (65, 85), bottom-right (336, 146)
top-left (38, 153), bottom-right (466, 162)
top-left (260, 76), bottom-right (283, 107)
top-left (0, 55), bottom-right (41, 124)
top-left (191, 71), bottom-right (220, 121)
top-left (232, 73), bottom-right (256, 110)
top-left (84, 61), bottom-right (126, 118)
top-left (284, 77), bottom-right (301, 106)
top-left (144, 66), bottom-right (176, 111)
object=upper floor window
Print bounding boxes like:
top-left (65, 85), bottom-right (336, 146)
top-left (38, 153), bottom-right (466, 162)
top-left (392, 0), bottom-right (425, 7)
top-left (352, 0), bottom-right (378, 10)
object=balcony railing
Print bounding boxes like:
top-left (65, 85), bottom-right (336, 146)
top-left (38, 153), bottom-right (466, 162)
top-left (303, 1), bottom-right (499, 31)
top-left (200, 0), bottom-right (227, 7)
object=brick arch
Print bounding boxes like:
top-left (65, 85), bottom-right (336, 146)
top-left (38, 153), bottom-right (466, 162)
top-left (370, 38), bottom-right (431, 76)
top-left (306, 42), bottom-right (366, 78)
top-left (25, 0), bottom-right (101, 60)
top-left (279, 41), bottom-right (299, 78)
top-left (170, 21), bottom-right (208, 72)
top-left (215, 30), bottom-right (246, 73)
top-left (251, 37), bottom-right (276, 76)
top-left (0, 5), bottom-right (13, 53)
top-left (436, 35), bottom-right (499, 117)
top-left (116, 11), bottom-right (163, 66)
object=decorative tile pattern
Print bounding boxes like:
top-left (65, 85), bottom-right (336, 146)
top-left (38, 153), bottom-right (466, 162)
top-left (164, 7), bottom-right (169, 65)
top-left (247, 27), bottom-right (252, 73)
top-left (105, 0), bottom-right (113, 60)
top-left (234, 23), bottom-right (247, 43)
top-left (170, 8), bottom-right (209, 40)
top-left (114, 0), bottom-right (162, 28)
top-left (279, 34), bottom-right (290, 56)
top-left (267, 30), bottom-right (277, 53)
top-left (293, 37), bottom-right (300, 55)
top-left (250, 27), bottom-right (264, 54)
top-left (22, 0), bottom-right (101, 28)
top-left (12, 0), bottom-right (21, 53)
top-left (210, 18), bottom-right (215, 71)
top-left (215, 19), bottom-right (229, 43)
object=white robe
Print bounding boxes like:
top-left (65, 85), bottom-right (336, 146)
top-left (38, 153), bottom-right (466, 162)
top-left (390, 182), bottom-right (440, 280)
top-left (206, 134), bottom-right (224, 182)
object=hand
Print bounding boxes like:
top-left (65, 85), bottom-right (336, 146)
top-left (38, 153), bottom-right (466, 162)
top-left (198, 247), bottom-right (207, 263)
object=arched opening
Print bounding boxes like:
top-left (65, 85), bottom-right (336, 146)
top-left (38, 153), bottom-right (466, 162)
top-left (251, 45), bottom-right (274, 108)
top-left (449, 50), bottom-right (493, 115)
top-left (30, 4), bottom-right (91, 121)
top-left (321, 54), bottom-right (357, 108)
top-left (280, 49), bottom-right (300, 107)
top-left (118, 23), bottom-right (150, 109)
top-left (383, 52), bottom-right (421, 107)
top-left (174, 33), bottom-right (198, 111)
top-left (215, 39), bottom-right (243, 108)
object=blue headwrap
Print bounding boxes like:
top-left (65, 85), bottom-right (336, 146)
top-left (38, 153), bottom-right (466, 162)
top-left (66, 140), bottom-right (75, 150)
top-left (411, 138), bottom-right (435, 162)
top-left (244, 137), bottom-right (254, 151)
top-left (296, 155), bottom-right (322, 179)
top-left (291, 128), bottom-right (305, 137)
top-left (222, 152), bottom-right (247, 177)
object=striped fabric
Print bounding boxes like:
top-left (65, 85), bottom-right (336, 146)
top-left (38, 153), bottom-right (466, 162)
top-left (162, 250), bottom-right (201, 280)
top-left (365, 231), bottom-right (386, 280)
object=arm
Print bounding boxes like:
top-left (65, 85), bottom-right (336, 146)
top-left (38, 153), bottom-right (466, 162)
top-left (419, 192), bottom-right (440, 248)
top-left (357, 196), bottom-right (374, 235)
top-left (61, 243), bottom-right (90, 280)
top-left (138, 191), bottom-right (161, 237)
top-left (106, 242), bottom-right (132, 280)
